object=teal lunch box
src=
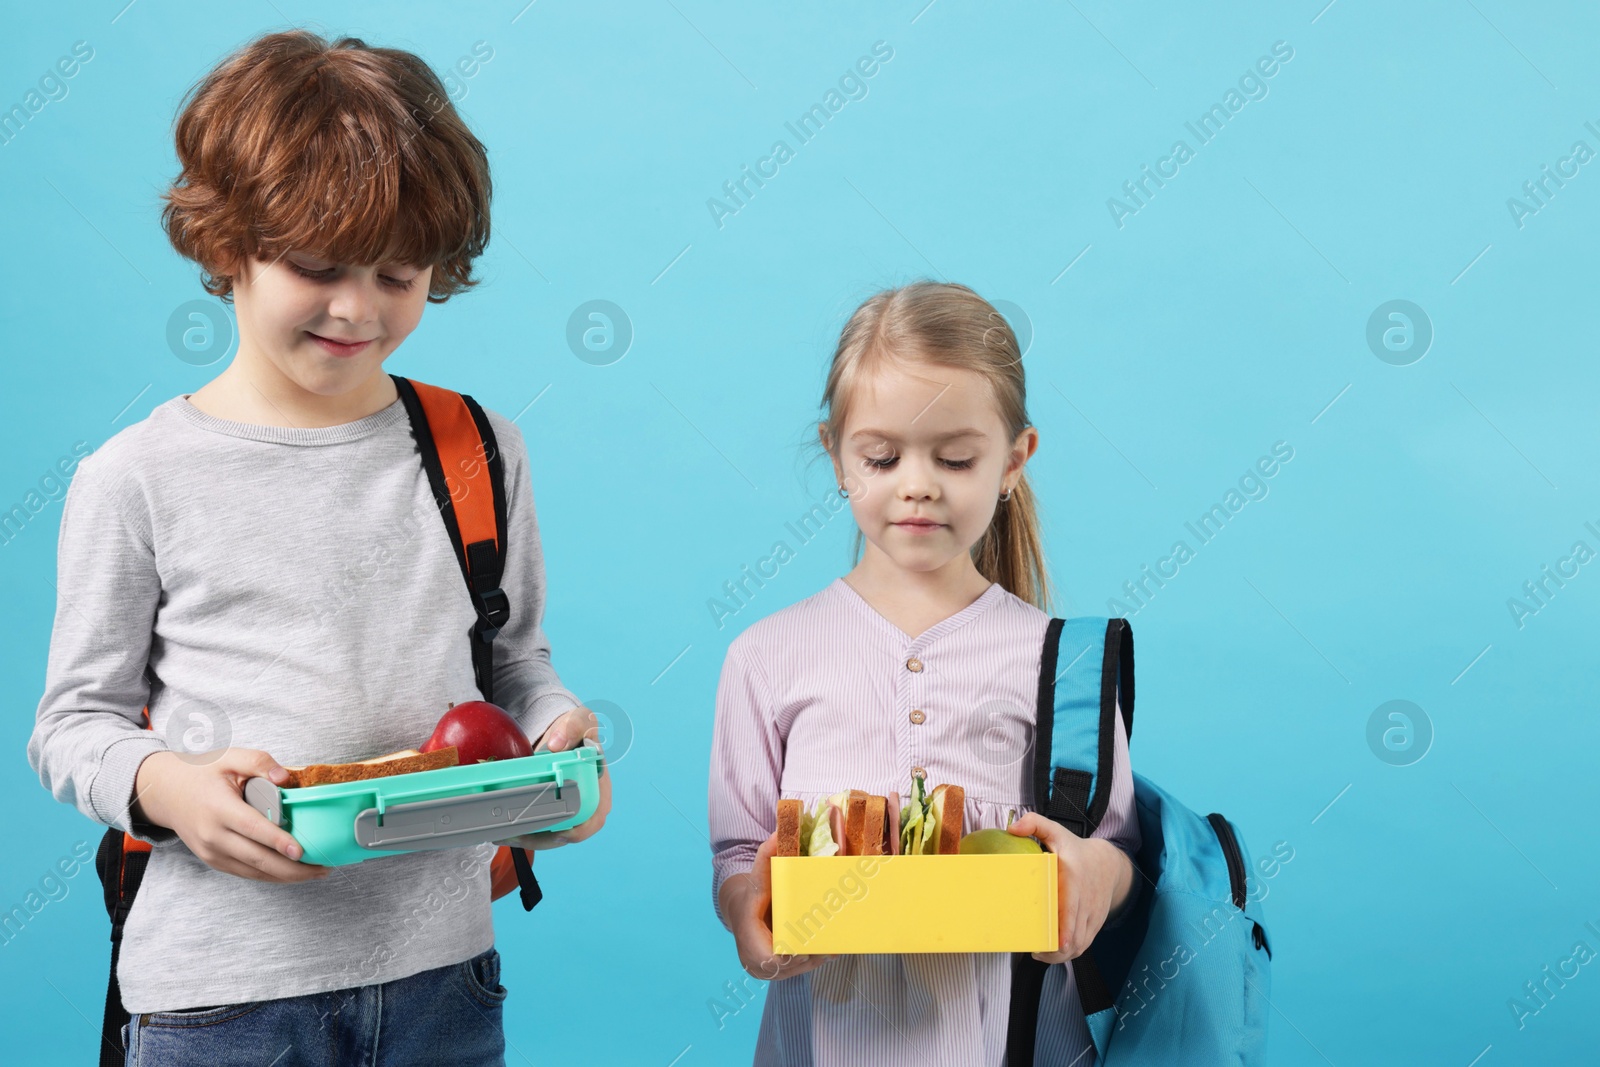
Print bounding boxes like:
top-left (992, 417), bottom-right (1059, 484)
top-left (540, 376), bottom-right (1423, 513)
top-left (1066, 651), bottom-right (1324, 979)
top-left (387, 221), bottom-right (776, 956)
top-left (242, 742), bottom-right (603, 866)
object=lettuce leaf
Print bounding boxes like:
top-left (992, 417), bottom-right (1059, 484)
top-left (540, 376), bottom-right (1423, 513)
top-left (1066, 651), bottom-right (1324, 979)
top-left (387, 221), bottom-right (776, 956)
top-left (803, 796), bottom-right (839, 857)
top-left (923, 788), bottom-right (945, 854)
top-left (900, 776), bottom-right (931, 855)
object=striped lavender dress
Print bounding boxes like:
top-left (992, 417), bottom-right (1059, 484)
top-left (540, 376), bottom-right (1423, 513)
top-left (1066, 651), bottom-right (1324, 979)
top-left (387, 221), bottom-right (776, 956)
top-left (709, 578), bottom-right (1139, 1067)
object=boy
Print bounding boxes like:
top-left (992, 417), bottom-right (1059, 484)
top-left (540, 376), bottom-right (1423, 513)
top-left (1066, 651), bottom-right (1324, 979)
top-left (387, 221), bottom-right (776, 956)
top-left (26, 29), bottom-right (607, 1065)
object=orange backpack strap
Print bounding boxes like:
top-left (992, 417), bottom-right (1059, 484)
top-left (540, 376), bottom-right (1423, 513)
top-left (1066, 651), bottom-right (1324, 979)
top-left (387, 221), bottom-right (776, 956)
top-left (391, 374), bottom-right (511, 691)
top-left (391, 375), bottom-right (540, 912)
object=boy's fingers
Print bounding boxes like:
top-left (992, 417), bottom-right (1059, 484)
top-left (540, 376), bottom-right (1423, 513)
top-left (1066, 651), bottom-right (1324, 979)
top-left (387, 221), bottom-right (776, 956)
top-left (225, 807), bottom-right (326, 870)
top-left (570, 707), bottom-right (601, 744)
top-left (254, 751), bottom-right (291, 785)
top-left (216, 746), bottom-right (285, 783)
top-left (520, 832), bottom-right (572, 851)
top-left (224, 834), bottom-right (329, 882)
top-left (562, 775), bottom-right (611, 843)
top-left (561, 818), bottom-right (598, 845)
top-left (536, 708), bottom-right (599, 753)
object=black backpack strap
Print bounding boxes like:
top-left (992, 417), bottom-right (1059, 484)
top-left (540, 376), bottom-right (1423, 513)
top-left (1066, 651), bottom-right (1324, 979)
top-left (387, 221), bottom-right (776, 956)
top-left (97, 827), bottom-right (151, 1065)
top-left (509, 847), bottom-right (543, 910)
top-left (458, 393), bottom-right (510, 704)
top-left (1007, 617), bottom-right (1133, 1064)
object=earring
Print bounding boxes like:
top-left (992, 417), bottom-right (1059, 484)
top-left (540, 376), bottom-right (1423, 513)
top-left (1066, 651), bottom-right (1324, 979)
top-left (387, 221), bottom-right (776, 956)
top-left (999, 486), bottom-right (1013, 502)
top-left (838, 485), bottom-right (849, 498)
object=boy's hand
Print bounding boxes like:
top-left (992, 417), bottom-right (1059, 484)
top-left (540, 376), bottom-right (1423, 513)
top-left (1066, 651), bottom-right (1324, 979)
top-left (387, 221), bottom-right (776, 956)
top-left (721, 833), bottom-right (838, 982)
top-left (1007, 813), bottom-right (1134, 964)
top-left (492, 706), bottom-right (611, 850)
top-left (533, 706), bottom-right (600, 754)
top-left (132, 749), bottom-right (333, 884)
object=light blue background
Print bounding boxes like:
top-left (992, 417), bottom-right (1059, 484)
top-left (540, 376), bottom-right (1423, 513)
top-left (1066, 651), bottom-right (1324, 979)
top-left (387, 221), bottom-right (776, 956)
top-left (4, 2), bottom-right (1597, 1063)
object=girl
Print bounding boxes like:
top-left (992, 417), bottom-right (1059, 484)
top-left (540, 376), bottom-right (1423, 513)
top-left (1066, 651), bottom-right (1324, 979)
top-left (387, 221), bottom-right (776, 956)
top-left (709, 281), bottom-right (1139, 1065)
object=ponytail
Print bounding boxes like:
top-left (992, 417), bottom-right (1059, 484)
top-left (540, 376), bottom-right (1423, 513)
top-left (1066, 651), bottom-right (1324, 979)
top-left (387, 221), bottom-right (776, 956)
top-left (972, 471), bottom-right (1051, 613)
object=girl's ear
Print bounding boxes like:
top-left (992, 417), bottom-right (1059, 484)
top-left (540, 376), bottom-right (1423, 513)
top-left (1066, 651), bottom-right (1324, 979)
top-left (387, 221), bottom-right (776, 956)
top-left (818, 422), bottom-right (842, 482)
top-left (1007, 426), bottom-right (1040, 476)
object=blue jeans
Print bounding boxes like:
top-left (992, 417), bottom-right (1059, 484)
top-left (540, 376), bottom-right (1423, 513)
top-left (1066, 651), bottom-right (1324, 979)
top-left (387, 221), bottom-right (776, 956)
top-left (121, 945), bottom-right (507, 1066)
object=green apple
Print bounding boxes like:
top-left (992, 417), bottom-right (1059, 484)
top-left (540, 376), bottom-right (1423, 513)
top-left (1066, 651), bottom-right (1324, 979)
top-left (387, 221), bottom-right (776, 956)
top-left (959, 828), bottom-right (1044, 855)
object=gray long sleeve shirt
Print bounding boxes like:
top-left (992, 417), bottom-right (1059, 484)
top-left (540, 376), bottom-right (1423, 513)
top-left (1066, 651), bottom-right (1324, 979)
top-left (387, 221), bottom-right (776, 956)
top-left (27, 391), bottom-right (582, 1013)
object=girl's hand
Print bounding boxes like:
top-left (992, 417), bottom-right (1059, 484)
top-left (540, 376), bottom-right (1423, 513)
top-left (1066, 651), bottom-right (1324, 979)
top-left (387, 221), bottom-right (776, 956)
top-left (720, 833), bottom-right (839, 982)
top-left (1007, 812), bottom-right (1134, 964)
top-left (132, 749), bottom-right (333, 883)
top-left (494, 706), bottom-right (612, 850)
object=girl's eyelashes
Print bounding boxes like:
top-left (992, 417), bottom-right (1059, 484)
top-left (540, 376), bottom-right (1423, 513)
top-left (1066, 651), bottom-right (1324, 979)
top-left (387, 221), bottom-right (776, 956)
top-left (287, 261), bottom-right (418, 291)
top-left (862, 455), bottom-right (976, 470)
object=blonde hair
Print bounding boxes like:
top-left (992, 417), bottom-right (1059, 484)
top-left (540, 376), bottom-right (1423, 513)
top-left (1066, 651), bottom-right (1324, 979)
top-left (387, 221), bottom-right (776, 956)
top-left (816, 280), bottom-right (1052, 612)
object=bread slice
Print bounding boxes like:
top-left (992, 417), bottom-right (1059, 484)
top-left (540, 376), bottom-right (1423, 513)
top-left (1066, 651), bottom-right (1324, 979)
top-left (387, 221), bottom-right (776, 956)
top-left (862, 795), bottom-right (888, 856)
top-left (282, 747), bottom-right (459, 788)
top-left (776, 798), bottom-right (803, 857)
top-left (841, 790), bottom-right (869, 855)
top-left (926, 784), bottom-right (965, 855)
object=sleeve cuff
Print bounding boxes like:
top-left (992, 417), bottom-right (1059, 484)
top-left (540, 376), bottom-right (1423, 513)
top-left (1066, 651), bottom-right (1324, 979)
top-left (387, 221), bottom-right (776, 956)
top-left (1101, 845), bottom-right (1141, 930)
top-left (712, 847), bottom-right (759, 932)
top-left (522, 688), bottom-right (584, 750)
top-left (92, 735), bottom-right (177, 845)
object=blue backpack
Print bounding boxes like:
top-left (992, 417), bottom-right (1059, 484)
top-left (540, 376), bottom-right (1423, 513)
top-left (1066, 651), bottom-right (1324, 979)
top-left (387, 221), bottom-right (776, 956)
top-left (1006, 617), bottom-right (1273, 1065)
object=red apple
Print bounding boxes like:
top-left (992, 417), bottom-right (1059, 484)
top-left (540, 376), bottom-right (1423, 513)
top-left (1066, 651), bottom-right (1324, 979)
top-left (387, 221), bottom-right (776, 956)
top-left (420, 701), bottom-right (533, 766)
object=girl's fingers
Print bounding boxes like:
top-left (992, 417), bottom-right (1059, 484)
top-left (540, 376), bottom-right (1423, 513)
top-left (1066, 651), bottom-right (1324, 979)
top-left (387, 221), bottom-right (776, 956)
top-left (731, 839), bottom-right (786, 978)
top-left (749, 952), bottom-right (836, 981)
top-left (1007, 812), bottom-right (1066, 850)
top-left (797, 954), bottom-right (839, 975)
top-left (745, 953), bottom-right (784, 981)
top-left (751, 834), bottom-right (779, 891)
top-left (1011, 813), bottom-right (1087, 960)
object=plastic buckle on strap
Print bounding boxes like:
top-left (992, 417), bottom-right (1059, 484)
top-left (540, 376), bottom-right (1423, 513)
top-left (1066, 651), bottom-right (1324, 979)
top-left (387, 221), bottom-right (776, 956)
top-left (477, 587), bottom-right (510, 637)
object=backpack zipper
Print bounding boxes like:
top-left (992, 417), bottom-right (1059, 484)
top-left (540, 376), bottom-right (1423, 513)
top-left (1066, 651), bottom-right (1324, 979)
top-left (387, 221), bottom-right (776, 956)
top-left (1205, 812), bottom-right (1247, 910)
top-left (1204, 812), bottom-right (1270, 957)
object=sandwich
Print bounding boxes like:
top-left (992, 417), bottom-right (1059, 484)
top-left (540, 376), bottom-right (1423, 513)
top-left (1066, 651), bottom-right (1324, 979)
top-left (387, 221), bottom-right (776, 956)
top-left (898, 776), bottom-right (964, 856)
top-left (281, 746), bottom-right (459, 788)
top-left (775, 777), bottom-right (966, 857)
top-left (777, 788), bottom-right (900, 857)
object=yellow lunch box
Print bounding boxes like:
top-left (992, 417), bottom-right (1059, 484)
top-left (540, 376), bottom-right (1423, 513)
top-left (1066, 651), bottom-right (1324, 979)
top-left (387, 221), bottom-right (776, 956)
top-left (769, 853), bottom-right (1059, 954)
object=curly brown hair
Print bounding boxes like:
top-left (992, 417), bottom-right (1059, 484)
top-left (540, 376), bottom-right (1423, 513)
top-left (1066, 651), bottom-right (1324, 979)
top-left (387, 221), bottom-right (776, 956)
top-left (160, 29), bottom-right (491, 303)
